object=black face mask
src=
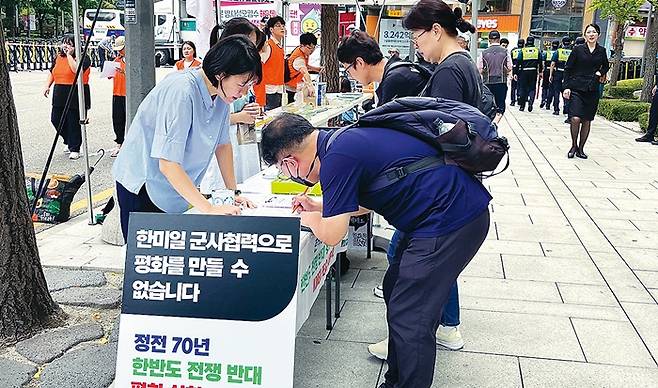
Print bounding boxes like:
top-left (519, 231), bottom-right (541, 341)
top-left (286, 154), bottom-right (318, 187)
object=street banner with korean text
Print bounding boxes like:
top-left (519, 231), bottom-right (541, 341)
top-left (115, 213), bottom-right (300, 388)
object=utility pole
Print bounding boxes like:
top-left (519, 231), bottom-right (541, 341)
top-left (71, 1), bottom-right (94, 225)
top-left (124, 0), bottom-right (155, 126)
top-left (641, 5), bottom-right (653, 77)
top-left (470, 0), bottom-right (479, 60)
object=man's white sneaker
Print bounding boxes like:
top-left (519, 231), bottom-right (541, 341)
top-left (367, 337), bottom-right (388, 360)
top-left (69, 152), bottom-right (80, 160)
top-left (436, 325), bottom-right (464, 350)
top-left (373, 285), bottom-right (384, 299)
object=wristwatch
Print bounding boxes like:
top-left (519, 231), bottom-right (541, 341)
top-left (234, 189), bottom-right (242, 196)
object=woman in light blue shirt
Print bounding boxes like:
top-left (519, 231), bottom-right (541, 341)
top-left (113, 36), bottom-right (261, 240)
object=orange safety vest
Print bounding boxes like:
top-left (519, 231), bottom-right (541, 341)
top-left (175, 58), bottom-right (202, 70)
top-left (253, 81), bottom-right (266, 106)
top-left (286, 46), bottom-right (309, 90)
top-left (262, 38), bottom-right (284, 86)
top-left (52, 55), bottom-right (90, 85)
top-left (113, 55), bottom-right (126, 97)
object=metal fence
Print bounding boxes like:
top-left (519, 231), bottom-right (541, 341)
top-left (4, 40), bottom-right (101, 71)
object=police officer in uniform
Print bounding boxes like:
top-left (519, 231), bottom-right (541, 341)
top-left (540, 40), bottom-right (559, 110)
top-left (510, 39), bottom-right (524, 107)
top-left (550, 36), bottom-right (573, 117)
top-left (515, 36), bottom-right (541, 112)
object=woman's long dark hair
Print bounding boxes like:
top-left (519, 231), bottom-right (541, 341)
top-left (403, 0), bottom-right (475, 36)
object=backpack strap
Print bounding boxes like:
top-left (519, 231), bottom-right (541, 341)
top-left (384, 61), bottom-right (432, 80)
top-left (366, 156), bottom-right (444, 193)
top-left (325, 126), bottom-right (444, 192)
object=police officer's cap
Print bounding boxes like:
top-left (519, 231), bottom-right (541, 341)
top-left (526, 36), bottom-right (535, 45)
top-left (562, 36), bottom-right (572, 45)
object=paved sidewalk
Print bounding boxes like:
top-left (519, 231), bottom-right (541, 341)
top-left (13, 106), bottom-right (658, 387)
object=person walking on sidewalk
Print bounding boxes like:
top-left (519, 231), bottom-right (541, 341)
top-left (635, 84), bottom-right (658, 144)
top-left (510, 39), bottom-right (524, 107)
top-left (540, 40), bottom-right (559, 110)
top-left (478, 30), bottom-right (512, 116)
top-left (109, 36), bottom-right (126, 157)
top-left (550, 36), bottom-right (573, 118)
top-left (563, 23), bottom-right (609, 159)
top-left (43, 35), bottom-right (91, 160)
top-left (515, 36), bottom-right (542, 112)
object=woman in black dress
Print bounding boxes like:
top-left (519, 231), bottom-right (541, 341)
top-left (562, 23), bottom-right (609, 159)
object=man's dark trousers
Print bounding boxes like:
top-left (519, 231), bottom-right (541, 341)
top-left (510, 78), bottom-right (518, 105)
top-left (486, 83), bottom-right (508, 114)
top-left (551, 72), bottom-right (565, 113)
top-left (518, 71), bottom-right (538, 109)
top-left (645, 90), bottom-right (658, 137)
top-left (382, 210), bottom-right (490, 388)
top-left (541, 69), bottom-right (553, 108)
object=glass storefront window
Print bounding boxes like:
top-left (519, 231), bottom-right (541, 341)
top-left (531, 0), bottom-right (586, 39)
top-left (467, 0), bottom-right (512, 14)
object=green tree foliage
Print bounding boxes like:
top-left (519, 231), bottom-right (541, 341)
top-left (590, 0), bottom-right (644, 86)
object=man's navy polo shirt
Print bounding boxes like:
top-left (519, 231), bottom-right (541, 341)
top-left (317, 129), bottom-right (491, 238)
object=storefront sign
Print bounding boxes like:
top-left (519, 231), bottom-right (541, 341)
top-left (387, 9), bottom-right (403, 17)
top-left (464, 15), bottom-right (520, 33)
top-left (379, 18), bottom-right (412, 60)
top-left (625, 25), bottom-right (647, 40)
top-left (115, 213), bottom-right (301, 388)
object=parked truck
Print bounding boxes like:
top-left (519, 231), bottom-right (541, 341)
top-left (83, 0), bottom-right (195, 66)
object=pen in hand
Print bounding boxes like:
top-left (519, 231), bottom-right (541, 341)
top-left (291, 187), bottom-right (310, 214)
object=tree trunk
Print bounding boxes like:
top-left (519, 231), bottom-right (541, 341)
top-left (320, 5), bottom-right (340, 93)
top-left (0, 19), bottom-right (61, 345)
top-left (641, 8), bottom-right (658, 102)
top-left (610, 21), bottom-right (626, 86)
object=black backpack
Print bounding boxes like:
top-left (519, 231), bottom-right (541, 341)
top-left (326, 97), bottom-right (509, 191)
top-left (383, 60), bottom-right (433, 83)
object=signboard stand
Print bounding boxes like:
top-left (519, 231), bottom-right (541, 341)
top-left (115, 213), bottom-right (302, 387)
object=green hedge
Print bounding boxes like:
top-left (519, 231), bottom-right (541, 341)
top-left (639, 112), bottom-right (649, 132)
top-left (616, 78), bottom-right (644, 89)
top-left (597, 98), bottom-right (650, 121)
top-left (604, 78), bottom-right (643, 99)
top-left (607, 86), bottom-right (638, 99)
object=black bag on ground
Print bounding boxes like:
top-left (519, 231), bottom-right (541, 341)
top-left (328, 97), bottom-right (509, 182)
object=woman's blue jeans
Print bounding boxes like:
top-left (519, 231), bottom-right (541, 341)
top-left (387, 229), bottom-right (460, 326)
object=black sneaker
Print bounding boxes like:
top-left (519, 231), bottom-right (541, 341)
top-left (528, 105), bottom-right (533, 112)
top-left (552, 111), bottom-right (560, 115)
top-left (510, 101), bottom-right (516, 106)
top-left (540, 102), bottom-right (545, 108)
top-left (519, 106), bottom-right (525, 112)
top-left (564, 118), bottom-right (571, 124)
top-left (636, 134), bottom-right (655, 142)
top-left (652, 140), bottom-right (658, 145)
